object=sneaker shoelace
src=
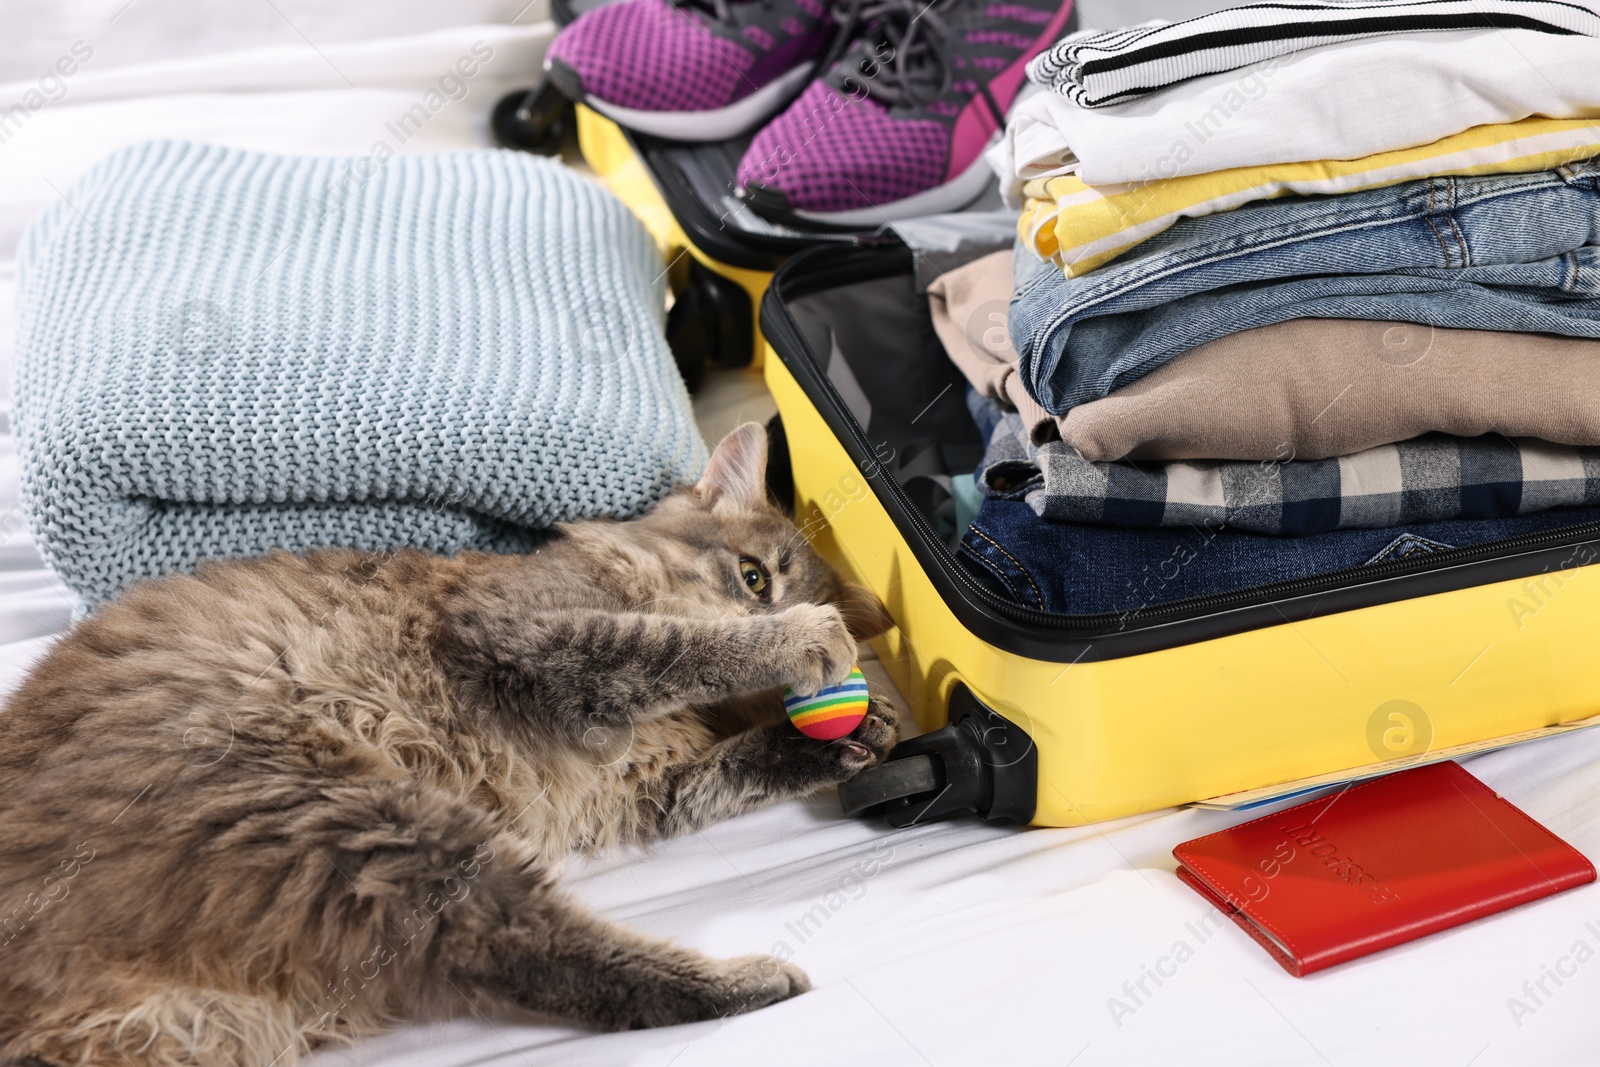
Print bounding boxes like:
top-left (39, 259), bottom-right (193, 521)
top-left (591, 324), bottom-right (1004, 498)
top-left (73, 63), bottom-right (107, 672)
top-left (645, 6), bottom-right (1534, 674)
top-left (665, 0), bottom-right (982, 114)
top-left (826, 0), bottom-right (958, 109)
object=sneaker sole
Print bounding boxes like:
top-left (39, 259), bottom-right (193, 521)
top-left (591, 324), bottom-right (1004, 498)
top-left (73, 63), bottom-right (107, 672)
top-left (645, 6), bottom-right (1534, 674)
top-left (738, 136), bottom-right (999, 227)
top-left (545, 58), bottom-right (815, 141)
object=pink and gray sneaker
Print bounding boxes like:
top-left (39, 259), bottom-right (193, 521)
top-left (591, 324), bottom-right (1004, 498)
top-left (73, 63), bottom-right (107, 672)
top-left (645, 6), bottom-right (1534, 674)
top-left (736, 0), bottom-right (1076, 225)
top-left (545, 0), bottom-right (837, 140)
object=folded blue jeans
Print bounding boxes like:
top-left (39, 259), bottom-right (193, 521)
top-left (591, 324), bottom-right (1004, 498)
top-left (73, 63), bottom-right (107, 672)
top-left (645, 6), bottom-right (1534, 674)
top-left (1010, 162), bottom-right (1600, 414)
top-left (958, 497), bottom-right (1600, 616)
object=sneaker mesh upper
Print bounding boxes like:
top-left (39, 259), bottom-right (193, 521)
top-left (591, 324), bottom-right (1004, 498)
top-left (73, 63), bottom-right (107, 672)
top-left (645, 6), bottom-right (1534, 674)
top-left (548, 0), bottom-right (834, 115)
top-left (548, 0), bottom-right (759, 113)
top-left (737, 81), bottom-right (949, 213)
top-left (738, 0), bottom-right (1076, 215)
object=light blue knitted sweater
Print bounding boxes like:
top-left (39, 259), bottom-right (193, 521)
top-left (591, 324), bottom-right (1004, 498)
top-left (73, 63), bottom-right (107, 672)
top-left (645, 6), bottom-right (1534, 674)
top-left (15, 142), bottom-right (707, 605)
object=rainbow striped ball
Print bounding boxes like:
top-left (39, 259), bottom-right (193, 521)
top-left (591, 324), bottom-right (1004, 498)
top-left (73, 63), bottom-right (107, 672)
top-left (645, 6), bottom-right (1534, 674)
top-left (784, 667), bottom-right (870, 740)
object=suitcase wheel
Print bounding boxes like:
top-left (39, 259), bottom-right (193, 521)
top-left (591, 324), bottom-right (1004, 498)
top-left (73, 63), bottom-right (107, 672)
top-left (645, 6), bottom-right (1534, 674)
top-left (667, 259), bottom-right (754, 391)
top-left (491, 81), bottom-right (572, 156)
top-left (841, 688), bottom-right (1039, 828)
top-left (839, 755), bottom-right (943, 818)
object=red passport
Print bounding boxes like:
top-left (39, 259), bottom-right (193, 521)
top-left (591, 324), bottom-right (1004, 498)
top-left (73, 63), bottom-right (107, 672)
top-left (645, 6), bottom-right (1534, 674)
top-left (1173, 761), bottom-right (1595, 976)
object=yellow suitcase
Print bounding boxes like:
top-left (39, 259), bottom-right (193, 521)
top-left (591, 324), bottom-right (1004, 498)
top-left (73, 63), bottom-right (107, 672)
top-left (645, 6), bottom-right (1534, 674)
top-left (571, 106), bottom-right (780, 376)
top-left (494, 34), bottom-right (1600, 830)
top-left (497, 80), bottom-right (868, 380)
top-left (759, 244), bottom-right (1600, 828)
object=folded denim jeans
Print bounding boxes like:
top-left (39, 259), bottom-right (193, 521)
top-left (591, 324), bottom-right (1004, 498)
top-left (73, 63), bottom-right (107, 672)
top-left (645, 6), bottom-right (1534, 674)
top-left (1010, 164), bottom-right (1600, 415)
top-left (958, 497), bottom-right (1600, 616)
top-left (930, 250), bottom-right (1600, 462)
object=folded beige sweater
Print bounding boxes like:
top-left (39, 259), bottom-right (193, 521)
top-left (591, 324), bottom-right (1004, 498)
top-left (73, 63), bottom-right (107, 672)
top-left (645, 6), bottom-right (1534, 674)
top-left (929, 250), bottom-right (1600, 462)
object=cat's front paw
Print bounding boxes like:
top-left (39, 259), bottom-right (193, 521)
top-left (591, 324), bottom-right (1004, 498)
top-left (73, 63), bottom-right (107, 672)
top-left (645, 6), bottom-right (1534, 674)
top-left (838, 697), bottom-right (902, 771)
top-left (773, 603), bottom-right (857, 697)
top-left (834, 697), bottom-right (899, 773)
top-left (757, 695), bottom-right (900, 788)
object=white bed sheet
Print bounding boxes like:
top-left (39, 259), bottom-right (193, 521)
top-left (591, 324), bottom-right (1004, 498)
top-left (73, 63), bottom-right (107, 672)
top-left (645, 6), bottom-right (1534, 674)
top-left (3, 6), bottom-right (1600, 1066)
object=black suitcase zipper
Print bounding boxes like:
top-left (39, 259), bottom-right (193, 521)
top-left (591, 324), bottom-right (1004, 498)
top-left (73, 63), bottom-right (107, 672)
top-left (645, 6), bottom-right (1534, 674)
top-left (762, 244), bottom-right (1600, 662)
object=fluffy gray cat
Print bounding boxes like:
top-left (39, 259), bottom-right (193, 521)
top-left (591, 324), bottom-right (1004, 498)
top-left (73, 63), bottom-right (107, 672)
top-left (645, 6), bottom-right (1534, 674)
top-left (0, 422), bottom-right (899, 1067)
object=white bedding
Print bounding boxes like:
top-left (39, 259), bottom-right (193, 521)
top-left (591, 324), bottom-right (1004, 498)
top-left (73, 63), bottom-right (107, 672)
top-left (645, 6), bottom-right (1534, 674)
top-left (3, 5), bottom-right (1600, 1065)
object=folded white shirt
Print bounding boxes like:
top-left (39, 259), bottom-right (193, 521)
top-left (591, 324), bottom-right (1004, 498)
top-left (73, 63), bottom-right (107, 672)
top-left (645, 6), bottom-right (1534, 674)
top-left (998, 27), bottom-right (1600, 186)
top-left (1028, 1), bottom-right (1600, 109)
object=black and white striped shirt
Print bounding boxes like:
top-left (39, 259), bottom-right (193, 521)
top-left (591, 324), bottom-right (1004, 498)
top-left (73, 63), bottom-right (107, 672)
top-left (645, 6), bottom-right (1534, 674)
top-left (1027, 0), bottom-right (1600, 108)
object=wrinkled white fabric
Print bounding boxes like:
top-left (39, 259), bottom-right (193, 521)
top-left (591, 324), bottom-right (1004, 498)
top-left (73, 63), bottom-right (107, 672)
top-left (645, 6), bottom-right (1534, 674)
top-left (998, 27), bottom-right (1600, 185)
top-left (1028, 1), bottom-right (1600, 108)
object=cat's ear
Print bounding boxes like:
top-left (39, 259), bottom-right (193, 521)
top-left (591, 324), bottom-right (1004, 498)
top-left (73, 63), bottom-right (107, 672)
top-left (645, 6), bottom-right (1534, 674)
top-left (694, 423), bottom-right (769, 512)
top-left (838, 581), bottom-right (894, 639)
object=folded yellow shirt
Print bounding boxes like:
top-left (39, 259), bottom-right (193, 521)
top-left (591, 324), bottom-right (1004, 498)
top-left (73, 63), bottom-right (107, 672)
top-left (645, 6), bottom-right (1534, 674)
top-left (1019, 116), bottom-right (1600, 279)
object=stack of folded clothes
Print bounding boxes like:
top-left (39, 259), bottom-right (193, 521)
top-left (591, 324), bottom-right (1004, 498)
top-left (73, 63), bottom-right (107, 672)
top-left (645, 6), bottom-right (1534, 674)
top-left (931, 0), bottom-right (1600, 616)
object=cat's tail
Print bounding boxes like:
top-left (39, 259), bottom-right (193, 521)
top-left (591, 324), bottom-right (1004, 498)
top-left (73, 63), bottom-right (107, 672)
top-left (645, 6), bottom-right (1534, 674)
top-left (0, 980), bottom-right (323, 1067)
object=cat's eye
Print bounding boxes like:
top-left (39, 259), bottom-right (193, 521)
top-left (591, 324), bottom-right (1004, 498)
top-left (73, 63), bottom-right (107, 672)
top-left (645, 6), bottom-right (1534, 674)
top-left (739, 558), bottom-right (770, 596)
